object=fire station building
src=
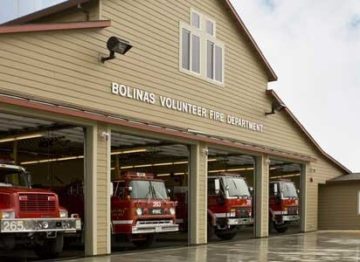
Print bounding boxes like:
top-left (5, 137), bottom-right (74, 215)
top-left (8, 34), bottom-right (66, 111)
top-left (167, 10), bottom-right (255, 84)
top-left (0, 0), bottom-right (351, 257)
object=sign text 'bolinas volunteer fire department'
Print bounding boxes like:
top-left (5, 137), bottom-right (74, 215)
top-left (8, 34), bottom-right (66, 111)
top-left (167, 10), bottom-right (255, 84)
top-left (111, 82), bottom-right (264, 133)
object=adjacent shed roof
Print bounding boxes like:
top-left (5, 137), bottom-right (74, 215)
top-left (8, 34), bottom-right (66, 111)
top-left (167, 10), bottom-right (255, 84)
top-left (328, 173), bottom-right (360, 183)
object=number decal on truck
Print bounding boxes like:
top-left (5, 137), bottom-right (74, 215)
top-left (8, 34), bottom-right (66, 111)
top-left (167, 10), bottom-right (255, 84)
top-left (3, 221), bottom-right (24, 232)
top-left (153, 201), bottom-right (161, 207)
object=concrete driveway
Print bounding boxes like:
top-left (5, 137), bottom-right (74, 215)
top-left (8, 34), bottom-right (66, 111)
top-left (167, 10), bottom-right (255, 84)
top-left (57, 231), bottom-right (360, 262)
top-left (4, 231), bottom-right (360, 262)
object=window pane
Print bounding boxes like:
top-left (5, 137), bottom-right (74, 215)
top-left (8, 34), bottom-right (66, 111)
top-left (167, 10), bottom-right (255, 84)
top-left (191, 12), bottom-right (200, 28)
top-left (192, 35), bottom-right (200, 73)
top-left (207, 41), bottom-right (214, 79)
top-left (215, 45), bottom-right (223, 82)
top-left (206, 20), bottom-right (214, 35)
top-left (182, 28), bottom-right (190, 70)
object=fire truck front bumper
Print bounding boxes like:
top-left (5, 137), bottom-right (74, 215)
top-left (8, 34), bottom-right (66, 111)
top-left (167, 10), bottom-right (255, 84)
top-left (131, 220), bottom-right (179, 234)
top-left (227, 217), bottom-right (254, 226)
top-left (0, 218), bottom-right (82, 234)
top-left (282, 215), bottom-right (300, 222)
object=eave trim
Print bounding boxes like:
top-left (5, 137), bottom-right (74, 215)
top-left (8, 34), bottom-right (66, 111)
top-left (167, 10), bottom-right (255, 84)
top-left (0, 20), bottom-right (111, 34)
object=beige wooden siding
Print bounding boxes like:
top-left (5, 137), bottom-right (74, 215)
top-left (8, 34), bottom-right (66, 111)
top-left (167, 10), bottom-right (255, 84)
top-left (0, 0), bottom-right (347, 232)
top-left (319, 183), bottom-right (360, 230)
top-left (95, 124), bottom-right (110, 254)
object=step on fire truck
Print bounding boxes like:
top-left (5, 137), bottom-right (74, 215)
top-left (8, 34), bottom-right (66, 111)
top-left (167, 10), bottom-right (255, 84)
top-left (269, 180), bottom-right (300, 233)
top-left (58, 172), bottom-right (179, 248)
top-left (174, 173), bottom-right (253, 240)
top-left (0, 161), bottom-right (81, 258)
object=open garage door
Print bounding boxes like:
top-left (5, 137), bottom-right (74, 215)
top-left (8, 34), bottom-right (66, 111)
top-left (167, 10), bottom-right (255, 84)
top-left (207, 148), bottom-right (255, 242)
top-left (0, 112), bottom-right (85, 260)
top-left (110, 131), bottom-right (190, 251)
top-left (269, 159), bottom-right (302, 235)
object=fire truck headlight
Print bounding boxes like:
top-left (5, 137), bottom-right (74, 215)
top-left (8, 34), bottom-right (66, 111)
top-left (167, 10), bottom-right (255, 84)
top-left (136, 208), bottom-right (143, 216)
top-left (60, 209), bottom-right (68, 218)
top-left (0, 211), bottom-right (15, 219)
top-left (169, 207), bottom-right (175, 215)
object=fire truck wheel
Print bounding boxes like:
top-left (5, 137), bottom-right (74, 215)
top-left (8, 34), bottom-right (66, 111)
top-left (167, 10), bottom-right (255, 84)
top-left (215, 227), bottom-right (237, 240)
top-left (273, 223), bottom-right (288, 233)
top-left (34, 233), bottom-right (64, 259)
top-left (132, 234), bottom-right (155, 248)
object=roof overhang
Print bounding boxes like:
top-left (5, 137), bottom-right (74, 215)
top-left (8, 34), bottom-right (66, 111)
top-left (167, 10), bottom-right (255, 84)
top-left (0, 20), bottom-right (111, 34)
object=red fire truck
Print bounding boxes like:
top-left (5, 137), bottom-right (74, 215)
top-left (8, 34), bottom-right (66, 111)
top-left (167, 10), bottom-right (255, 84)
top-left (111, 172), bottom-right (178, 247)
top-left (174, 174), bottom-right (253, 240)
top-left (0, 162), bottom-right (81, 258)
top-left (58, 172), bottom-right (179, 247)
top-left (269, 180), bottom-right (300, 233)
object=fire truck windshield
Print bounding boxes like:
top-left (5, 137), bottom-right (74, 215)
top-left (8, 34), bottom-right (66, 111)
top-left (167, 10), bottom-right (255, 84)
top-left (280, 182), bottom-right (298, 198)
top-left (0, 167), bottom-right (29, 187)
top-left (129, 180), bottom-right (168, 200)
top-left (222, 177), bottom-right (250, 198)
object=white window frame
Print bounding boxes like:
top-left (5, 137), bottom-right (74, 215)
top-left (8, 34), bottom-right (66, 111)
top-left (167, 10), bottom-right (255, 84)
top-left (179, 8), bottom-right (225, 86)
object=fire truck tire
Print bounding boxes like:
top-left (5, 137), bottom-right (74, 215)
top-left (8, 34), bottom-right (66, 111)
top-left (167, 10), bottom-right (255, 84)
top-left (132, 234), bottom-right (155, 248)
top-left (215, 227), bottom-right (237, 240)
top-left (34, 233), bottom-right (64, 259)
top-left (273, 223), bottom-right (288, 233)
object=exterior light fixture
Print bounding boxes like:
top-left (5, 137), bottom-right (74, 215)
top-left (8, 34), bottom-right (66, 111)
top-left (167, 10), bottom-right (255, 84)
top-left (101, 36), bottom-right (132, 63)
top-left (265, 100), bottom-right (286, 116)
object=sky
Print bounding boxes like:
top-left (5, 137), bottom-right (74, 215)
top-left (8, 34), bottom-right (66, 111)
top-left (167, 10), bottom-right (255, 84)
top-left (0, 1), bottom-right (359, 172)
top-left (231, 0), bottom-right (360, 172)
top-left (0, 0), bottom-right (65, 23)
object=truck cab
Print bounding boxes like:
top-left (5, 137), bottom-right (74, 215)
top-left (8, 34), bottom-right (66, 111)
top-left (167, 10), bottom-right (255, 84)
top-left (269, 180), bottom-right (300, 233)
top-left (0, 162), bottom-right (81, 258)
top-left (174, 173), bottom-right (253, 241)
top-left (207, 174), bottom-right (253, 240)
top-left (111, 172), bottom-right (179, 247)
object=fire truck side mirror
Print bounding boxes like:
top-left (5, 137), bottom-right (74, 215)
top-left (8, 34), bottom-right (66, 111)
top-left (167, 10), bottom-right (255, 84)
top-left (214, 179), bottom-right (220, 195)
top-left (273, 184), bottom-right (278, 195)
top-left (110, 182), bottom-right (114, 196)
top-left (25, 172), bottom-right (32, 188)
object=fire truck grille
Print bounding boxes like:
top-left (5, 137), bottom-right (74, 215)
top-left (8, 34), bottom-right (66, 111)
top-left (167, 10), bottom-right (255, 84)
top-left (236, 208), bottom-right (251, 218)
top-left (287, 206), bottom-right (298, 215)
top-left (19, 194), bottom-right (56, 212)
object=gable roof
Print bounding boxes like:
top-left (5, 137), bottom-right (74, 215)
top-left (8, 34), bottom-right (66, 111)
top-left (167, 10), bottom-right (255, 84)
top-left (267, 89), bottom-right (351, 174)
top-left (224, 0), bottom-right (277, 82)
top-left (1, 0), bottom-right (278, 82)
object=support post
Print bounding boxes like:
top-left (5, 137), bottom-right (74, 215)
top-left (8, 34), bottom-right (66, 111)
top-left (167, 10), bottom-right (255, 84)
top-left (255, 155), bottom-right (269, 238)
top-left (189, 142), bottom-right (208, 244)
top-left (84, 124), bottom-right (111, 255)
